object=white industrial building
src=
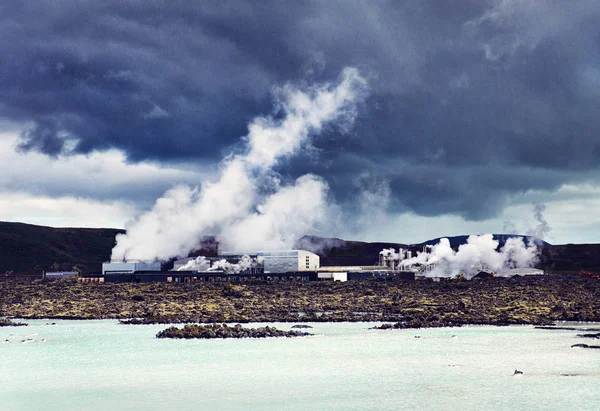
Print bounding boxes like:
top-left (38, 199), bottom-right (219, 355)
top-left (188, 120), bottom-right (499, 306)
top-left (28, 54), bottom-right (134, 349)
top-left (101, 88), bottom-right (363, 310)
top-left (170, 250), bottom-right (320, 274)
top-left (317, 272), bottom-right (350, 282)
top-left (104, 250), bottom-right (319, 277)
top-left (102, 261), bottom-right (161, 275)
top-left (217, 250), bottom-right (320, 273)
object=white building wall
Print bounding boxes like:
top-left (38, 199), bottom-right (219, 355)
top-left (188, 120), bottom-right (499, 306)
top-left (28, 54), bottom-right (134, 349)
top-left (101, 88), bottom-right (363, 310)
top-left (317, 272), bottom-right (347, 281)
top-left (333, 272), bottom-right (347, 282)
top-left (215, 250), bottom-right (319, 273)
top-left (297, 250), bottom-right (319, 271)
top-left (263, 256), bottom-right (297, 273)
top-left (216, 250), bottom-right (320, 273)
top-left (102, 261), bottom-right (161, 274)
top-left (261, 251), bottom-right (300, 273)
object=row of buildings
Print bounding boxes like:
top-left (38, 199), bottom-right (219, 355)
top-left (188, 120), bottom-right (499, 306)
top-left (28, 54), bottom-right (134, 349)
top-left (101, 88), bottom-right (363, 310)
top-left (84, 244), bottom-right (545, 284)
top-left (92, 249), bottom-right (413, 283)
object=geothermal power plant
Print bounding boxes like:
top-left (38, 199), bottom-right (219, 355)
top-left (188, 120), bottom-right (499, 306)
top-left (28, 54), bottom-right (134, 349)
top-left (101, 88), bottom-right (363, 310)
top-left (93, 248), bottom-right (409, 283)
top-left (82, 234), bottom-right (544, 284)
top-left (91, 70), bottom-right (546, 285)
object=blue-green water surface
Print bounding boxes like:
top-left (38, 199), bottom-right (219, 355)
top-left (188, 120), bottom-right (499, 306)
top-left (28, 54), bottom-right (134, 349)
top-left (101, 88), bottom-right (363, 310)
top-left (1, 320), bottom-right (599, 410)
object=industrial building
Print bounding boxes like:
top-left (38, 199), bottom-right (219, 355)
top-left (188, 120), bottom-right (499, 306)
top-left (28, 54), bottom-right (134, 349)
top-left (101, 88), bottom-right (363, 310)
top-left (217, 250), bottom-right (319, 273)
top-left (98, 249), bottom-right (416, 283)
top-left (172, 250), bottom-right (319, 274)
top-left (90, 270), bottom-right (318, 283)
top-left (379, 246), bottom-right (438, 273)
top-left (102, 261), bottom-right (161, 275)
top-left (379, 248), bottom-right (414, 270)
top-left (99, 250), bottom-right (322, 282)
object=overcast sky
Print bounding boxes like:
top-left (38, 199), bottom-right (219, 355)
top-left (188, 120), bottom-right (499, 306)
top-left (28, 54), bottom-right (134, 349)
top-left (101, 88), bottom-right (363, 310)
top-left (2, 1), bottom-right (600, 245)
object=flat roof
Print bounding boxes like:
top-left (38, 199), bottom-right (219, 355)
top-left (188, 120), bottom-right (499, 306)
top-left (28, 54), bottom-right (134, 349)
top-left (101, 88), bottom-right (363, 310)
top-left (220, 250), bottom-right (316, 256)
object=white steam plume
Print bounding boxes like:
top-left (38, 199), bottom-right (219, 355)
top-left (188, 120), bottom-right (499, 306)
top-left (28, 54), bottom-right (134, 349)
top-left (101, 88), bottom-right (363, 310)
top-left (395, 234), bottom-right (538, 278)
top-left (176, 256), bottom-right (211, 272)
top-left (528, 203), bottom-right (551, 241)
top-left (380, 248), bottom-right (400, 260)
top-left (208, 255), bottom-right (263, 274)
top-left (354, 175), bottom-right (391, 232)
top-left (111, 68), bottom-right (367, 262)
top-left (221, 174), bottom-right (336, 251)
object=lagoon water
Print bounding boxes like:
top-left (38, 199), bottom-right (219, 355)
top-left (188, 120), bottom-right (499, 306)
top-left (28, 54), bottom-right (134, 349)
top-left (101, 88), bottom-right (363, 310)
top-left (1, 320), bottom-right (599, 411)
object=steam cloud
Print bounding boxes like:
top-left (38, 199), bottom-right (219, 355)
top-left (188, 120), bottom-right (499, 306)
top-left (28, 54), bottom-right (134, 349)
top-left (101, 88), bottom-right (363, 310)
top-left (111, 68), bottom-right (367, 262)
top-left (176, 256), bottom-right (211, 272)
top-left (380, 248), bottom-right (400, 260)
top-left (528, 203), bottom-right (551, 240)
top-left (388, 234), bottom-right (539, 278)
top-left (209, 255), bottom-right (264, 274)
top-left (176, 255), bottom-right (263, 273)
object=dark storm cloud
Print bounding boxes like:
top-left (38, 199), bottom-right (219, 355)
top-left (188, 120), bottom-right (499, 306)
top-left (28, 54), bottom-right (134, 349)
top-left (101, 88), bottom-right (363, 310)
top-left (2, 0), bottom-right (600, 220)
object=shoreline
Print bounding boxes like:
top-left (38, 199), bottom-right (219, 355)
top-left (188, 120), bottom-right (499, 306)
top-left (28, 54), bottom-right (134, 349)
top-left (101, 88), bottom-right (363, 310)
top-left (9, 317), bottom-right (600, 330)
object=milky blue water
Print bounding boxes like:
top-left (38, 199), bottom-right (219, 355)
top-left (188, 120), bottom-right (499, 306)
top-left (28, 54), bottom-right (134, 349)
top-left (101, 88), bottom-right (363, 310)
top-left (1, 320), bottom-right (599, 411)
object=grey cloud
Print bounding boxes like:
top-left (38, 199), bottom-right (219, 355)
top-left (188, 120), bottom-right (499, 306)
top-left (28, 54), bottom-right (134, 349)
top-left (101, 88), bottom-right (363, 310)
top-left (144, 104), bottom-right (171, 119)
top-left (1, 1), bottom-right (600, 222)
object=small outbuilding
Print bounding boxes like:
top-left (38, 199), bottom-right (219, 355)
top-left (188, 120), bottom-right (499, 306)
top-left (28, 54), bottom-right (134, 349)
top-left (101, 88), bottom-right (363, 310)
top-left (508, 268), bottom-right (545, 276)
top-left (45, 271), bottom-right (78, 280)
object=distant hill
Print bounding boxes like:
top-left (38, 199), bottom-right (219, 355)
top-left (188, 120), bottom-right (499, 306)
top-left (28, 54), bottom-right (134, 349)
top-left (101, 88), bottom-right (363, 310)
top-left (539, 243), bottom-right (600, 274)
top-left (0, 222), bottom-right (124, 274)
top-left (297, 235), bottom-right (597, 274)
top-left (1, 221), bottom-right (599, 275)
top-left (295, 235), bottom-right (408, 266)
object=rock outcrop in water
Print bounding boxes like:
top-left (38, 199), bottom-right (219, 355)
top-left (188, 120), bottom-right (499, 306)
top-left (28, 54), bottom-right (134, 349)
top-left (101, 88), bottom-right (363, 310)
top-left (156, 323), bottom-right (312, 339)
top-left (0, 317), bottom-right (27, 327)
top-left (119, 315), bottom-right (177, 325)
top-left (571, 343), bottom-right (600, 349)
top-left (372, 313), bottom-right (555, 330)
top-left (535, 326), bottom-right (600, 331)
top-left (576, 332), bottom-right (600, 339)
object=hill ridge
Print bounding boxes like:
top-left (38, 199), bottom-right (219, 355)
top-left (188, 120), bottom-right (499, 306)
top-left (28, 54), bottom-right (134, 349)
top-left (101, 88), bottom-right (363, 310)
top-left (0, 221), bottom-right (599, 274)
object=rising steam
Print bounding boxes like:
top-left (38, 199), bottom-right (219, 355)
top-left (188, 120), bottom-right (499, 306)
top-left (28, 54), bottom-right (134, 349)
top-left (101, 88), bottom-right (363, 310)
top-left (176, 256), bottom-right (211, 272)
top-left (208, 255), bottom-right (264, 274)
top-left (528, 203), bottom-right (551, 240)
top-left (111, 68), bottom-right (368, 262)
top-left (387, 234), bottom-right (539, 278)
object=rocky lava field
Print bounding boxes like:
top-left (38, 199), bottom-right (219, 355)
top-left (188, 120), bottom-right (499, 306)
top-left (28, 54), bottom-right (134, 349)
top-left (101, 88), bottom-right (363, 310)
top-left (2, 277), bottom-right (600, 328)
